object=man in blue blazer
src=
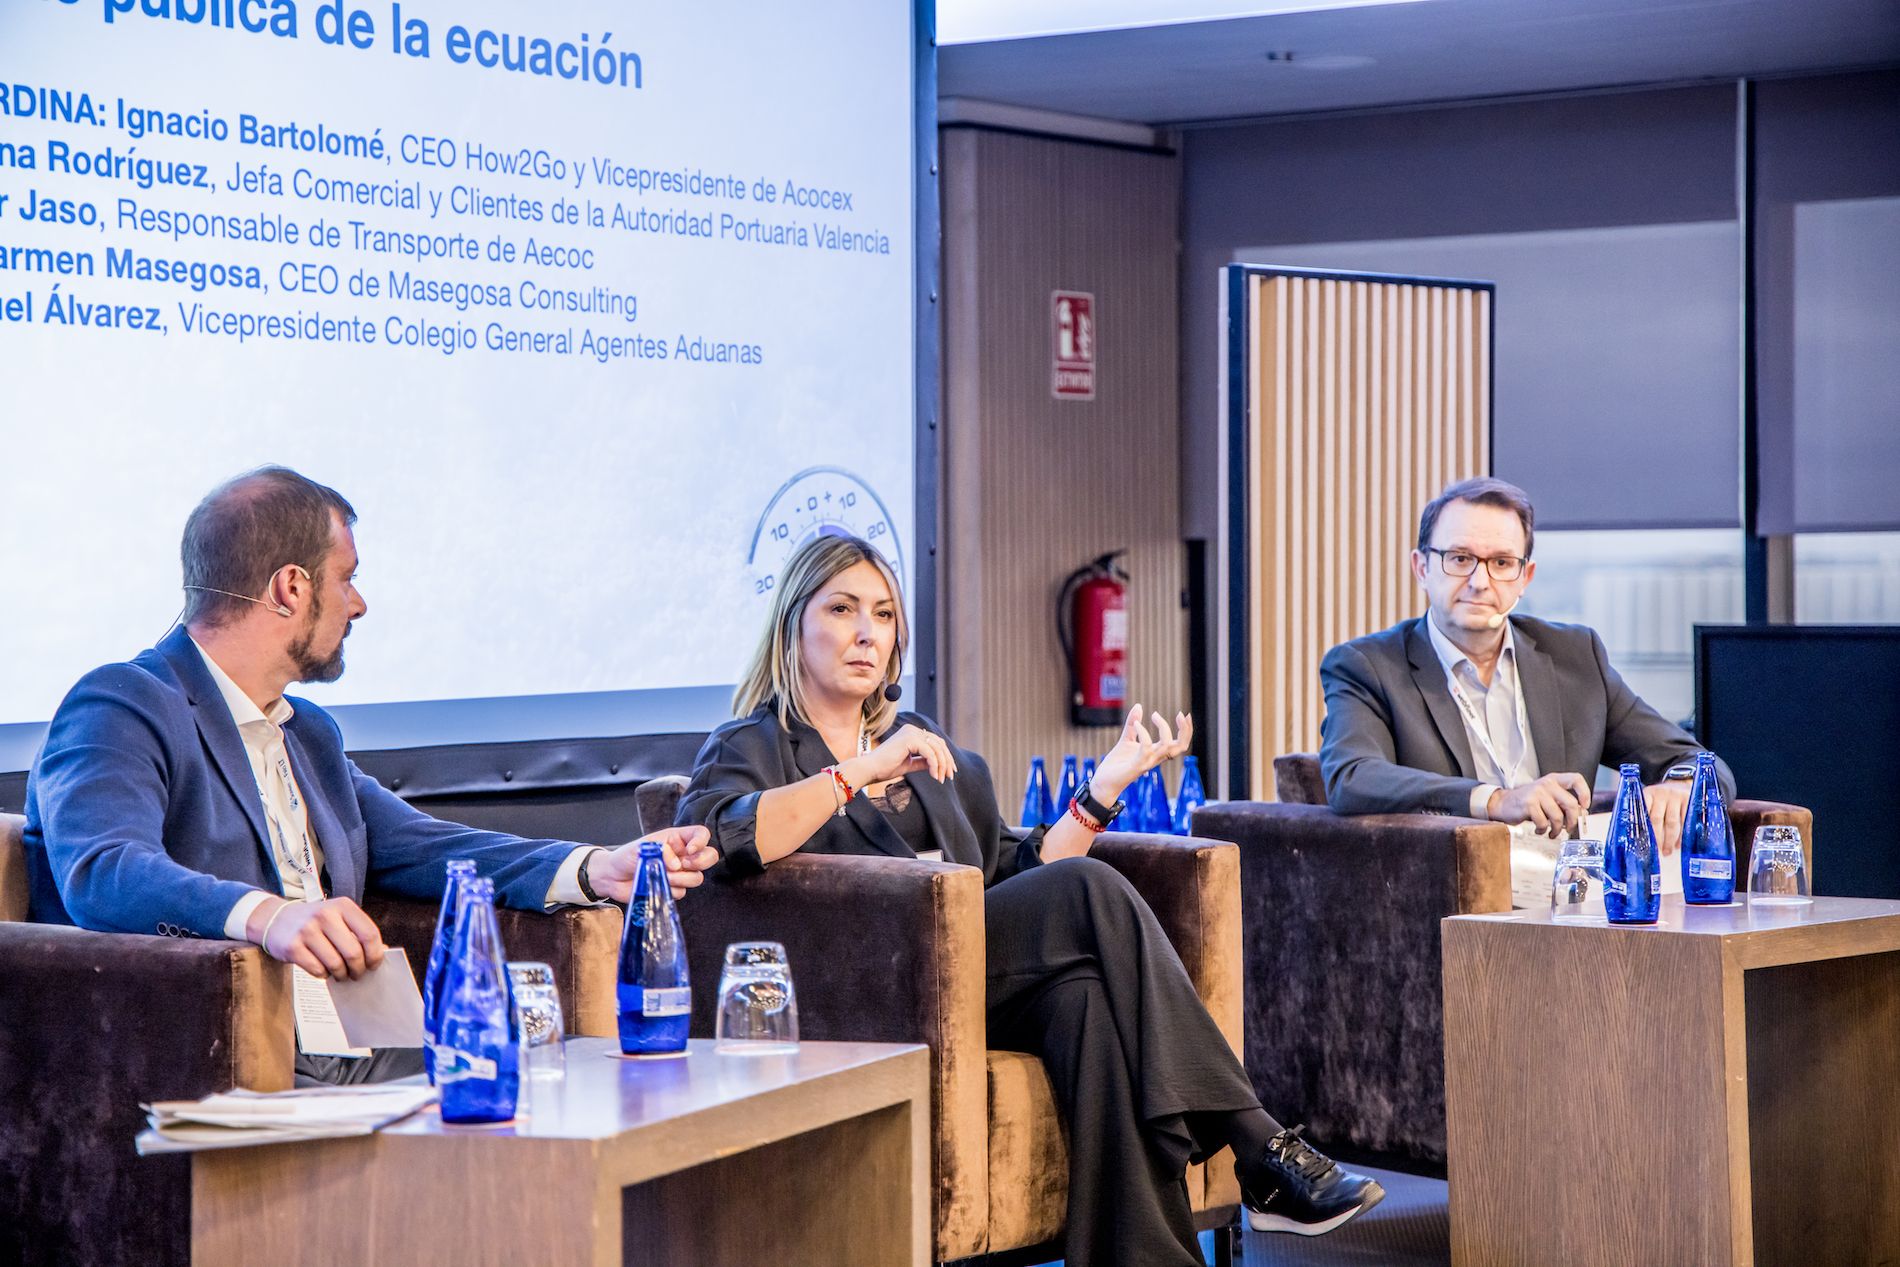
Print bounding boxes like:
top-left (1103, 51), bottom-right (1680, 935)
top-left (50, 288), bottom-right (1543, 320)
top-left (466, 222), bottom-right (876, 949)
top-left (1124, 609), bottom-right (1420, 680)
top-left (23, 466), bottom-right (715, 1013)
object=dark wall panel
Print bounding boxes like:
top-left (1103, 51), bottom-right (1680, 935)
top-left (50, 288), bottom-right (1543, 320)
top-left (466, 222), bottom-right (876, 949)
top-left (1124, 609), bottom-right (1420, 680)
top-left (1754, 69), bottom-right (1900, 534)
top-left (1182, 84), bottom-right (1741, 542)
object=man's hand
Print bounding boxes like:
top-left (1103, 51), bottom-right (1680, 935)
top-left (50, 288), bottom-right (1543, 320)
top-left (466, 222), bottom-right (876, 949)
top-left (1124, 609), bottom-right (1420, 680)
top-left (1487, 772), bottom-right (1592, 839)
top-left (589, 826), bottom-right (719, 902)
top-left (248, 896), bottom-right (386, 982)
top-left (1644, 781), bottom-right (1692, 857)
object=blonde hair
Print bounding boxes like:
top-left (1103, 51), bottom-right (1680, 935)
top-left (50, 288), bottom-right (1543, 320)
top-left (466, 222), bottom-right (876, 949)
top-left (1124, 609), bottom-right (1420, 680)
top-left (734, 534), bottom-right (909, 735)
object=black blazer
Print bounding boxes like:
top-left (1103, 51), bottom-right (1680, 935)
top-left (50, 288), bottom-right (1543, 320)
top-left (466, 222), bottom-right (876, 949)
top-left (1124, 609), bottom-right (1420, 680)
top-left (1318, 615), bottom-right (1734, 816)
top-left (677, 705), bottom-right (1040, 887)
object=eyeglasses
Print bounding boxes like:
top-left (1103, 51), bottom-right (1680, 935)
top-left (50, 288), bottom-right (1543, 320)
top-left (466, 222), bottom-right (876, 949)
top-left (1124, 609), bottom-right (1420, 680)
top-left (1423, 547), bottom-right (1527, 581)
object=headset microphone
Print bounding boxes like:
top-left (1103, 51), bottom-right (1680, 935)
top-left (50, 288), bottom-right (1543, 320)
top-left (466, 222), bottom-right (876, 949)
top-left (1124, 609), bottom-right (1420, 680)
top-left (883, 682), bottom-right (903, 702)
top-left (1486, 593), bottom-right (1522, 630)
top-left (182, 586), bottom-right (293, 618)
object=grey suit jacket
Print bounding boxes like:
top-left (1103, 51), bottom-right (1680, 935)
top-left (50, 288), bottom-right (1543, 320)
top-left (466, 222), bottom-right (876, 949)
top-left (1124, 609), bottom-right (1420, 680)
top-left (1318, 615), bottom-right (1734, 816)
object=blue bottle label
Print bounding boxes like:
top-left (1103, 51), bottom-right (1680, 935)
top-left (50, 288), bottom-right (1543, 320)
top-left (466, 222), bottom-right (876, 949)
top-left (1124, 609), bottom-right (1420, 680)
top-left (1650, 873), bottom-right (1661, 896)
top-left (435, 1046), bottom-right (499, 1084)
top-left (1688, 858), bottom-right (1733, 880)
top-left (631, 986), bottom-right (690, 1017)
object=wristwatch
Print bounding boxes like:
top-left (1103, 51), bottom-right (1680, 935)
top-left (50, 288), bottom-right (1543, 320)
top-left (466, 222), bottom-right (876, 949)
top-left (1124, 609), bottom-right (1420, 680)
top-left (1072, 779), bottom-right (1126, 828)
top-left (577, 847), bottom-right (607, 903)
top-left (1663, 763), bottom-right (1697, 783)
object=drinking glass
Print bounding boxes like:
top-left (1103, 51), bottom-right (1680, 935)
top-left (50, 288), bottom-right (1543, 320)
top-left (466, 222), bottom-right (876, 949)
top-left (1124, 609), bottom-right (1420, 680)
top-left (507, 961), bottom-right (567, 1079)
top-left (1551, 839), bottom-right (1608, 921)
top-left (715, 942), bottom-right (799, 1055)
top-left (1747, 826), bottom-right (1811, 906)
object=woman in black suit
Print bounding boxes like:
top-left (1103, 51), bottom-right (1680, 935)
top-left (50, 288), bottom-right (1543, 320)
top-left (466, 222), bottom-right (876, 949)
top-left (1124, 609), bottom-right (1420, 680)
top-left (678, 534), bottom-right (1381, 1266)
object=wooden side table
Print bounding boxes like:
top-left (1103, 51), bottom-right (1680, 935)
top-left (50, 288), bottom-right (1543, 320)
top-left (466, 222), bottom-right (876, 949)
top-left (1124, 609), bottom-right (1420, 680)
top-left (191, 1038), bottom-right (930, 1267)
top-left (1444, 896), bottom-right (1900, 1267)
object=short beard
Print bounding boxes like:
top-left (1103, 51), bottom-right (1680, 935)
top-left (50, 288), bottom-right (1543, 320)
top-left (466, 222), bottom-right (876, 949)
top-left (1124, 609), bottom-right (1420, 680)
top-left (287, 590), bottom-right (346, 684)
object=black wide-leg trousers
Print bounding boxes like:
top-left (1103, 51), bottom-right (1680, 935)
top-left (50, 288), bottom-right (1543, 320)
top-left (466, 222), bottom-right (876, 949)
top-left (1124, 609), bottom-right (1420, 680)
top-left (985, 855), bottom-right (1260, 1267)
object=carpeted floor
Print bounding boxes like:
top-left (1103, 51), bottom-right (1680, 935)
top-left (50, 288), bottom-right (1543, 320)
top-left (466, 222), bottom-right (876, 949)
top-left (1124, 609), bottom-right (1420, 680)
top-left (1025, 1165), bottom-right (1449, 1267)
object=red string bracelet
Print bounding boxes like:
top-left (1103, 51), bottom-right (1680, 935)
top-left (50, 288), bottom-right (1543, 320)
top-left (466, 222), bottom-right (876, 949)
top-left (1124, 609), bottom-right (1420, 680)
top-left (1069, 799), bottom-right (1108, 834)
top-left (823, 765), bottom-right (857, 815)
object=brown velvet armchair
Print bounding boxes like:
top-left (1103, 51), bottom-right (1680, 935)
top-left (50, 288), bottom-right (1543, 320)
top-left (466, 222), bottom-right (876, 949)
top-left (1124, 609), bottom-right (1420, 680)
top-left (0, 810), bottom-right (621, 1267)
top-left (1195, 754), bottom-right (1814, 1172)
top-left (636, 775), bottom-right (1244, 1267)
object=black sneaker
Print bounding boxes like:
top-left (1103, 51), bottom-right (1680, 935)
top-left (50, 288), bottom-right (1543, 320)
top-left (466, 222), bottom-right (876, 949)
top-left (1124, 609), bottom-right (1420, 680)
top-left (1239, 1125), bottom-right (1386, 1236)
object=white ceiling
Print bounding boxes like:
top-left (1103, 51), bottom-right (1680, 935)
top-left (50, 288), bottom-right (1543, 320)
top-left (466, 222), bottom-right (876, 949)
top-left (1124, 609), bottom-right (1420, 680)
top-left (938, 0), bottom-right (1900, 126)
top-left (939, 0), bottom-right (1432, 45)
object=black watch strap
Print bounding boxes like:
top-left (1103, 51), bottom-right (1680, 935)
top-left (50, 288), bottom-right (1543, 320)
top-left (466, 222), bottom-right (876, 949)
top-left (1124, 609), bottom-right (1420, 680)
top-left (1072, 780), bottom-right (1124, 827)
top-left (576, 847), bottom-right (607, 903)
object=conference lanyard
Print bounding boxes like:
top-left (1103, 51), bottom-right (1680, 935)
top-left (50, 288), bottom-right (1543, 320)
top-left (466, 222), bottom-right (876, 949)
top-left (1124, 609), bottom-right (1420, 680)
top-left (1443, 653), bottom-right (1532, 790)
top-left (261, 746), bottom-right (323, 901)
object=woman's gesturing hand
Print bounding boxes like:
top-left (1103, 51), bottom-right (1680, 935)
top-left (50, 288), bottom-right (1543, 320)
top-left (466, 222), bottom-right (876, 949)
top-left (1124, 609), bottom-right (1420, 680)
top-left (1091, 705), bottom-right (1193, 803)
top-left (844, 723), bottom-right (959, 788)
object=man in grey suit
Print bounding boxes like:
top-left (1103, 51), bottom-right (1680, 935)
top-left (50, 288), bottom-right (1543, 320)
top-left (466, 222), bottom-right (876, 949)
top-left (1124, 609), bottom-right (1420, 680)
top-left (1319, 477), bottom-right (1732, 898)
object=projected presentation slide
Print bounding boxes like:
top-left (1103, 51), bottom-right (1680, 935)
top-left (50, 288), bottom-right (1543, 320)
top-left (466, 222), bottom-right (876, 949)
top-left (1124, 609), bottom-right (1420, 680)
top-left (0, 0), bottom-right (917, 762)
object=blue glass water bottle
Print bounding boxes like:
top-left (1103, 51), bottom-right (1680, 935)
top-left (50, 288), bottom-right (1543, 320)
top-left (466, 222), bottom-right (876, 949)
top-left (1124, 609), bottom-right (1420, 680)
top-left (1603, 764), bottom-right (1661, 924)
top-left (1681, 751), bottom-right (1736, 905)
top-left (436, 877), bottom-right (521, 1123)
top-left (1171, 755), bottom-right (1207, 835)
top-left (1020, 756), bottom-right (1054, 827)
top-left (1142, 767), bottom-right (1173, 834)
top-left (422, 858), bottom-right (478, 1085)
top-left (617, 840), bottom-right (692, 1056)
top-left (1055, 755), bottom-right (1081, 818)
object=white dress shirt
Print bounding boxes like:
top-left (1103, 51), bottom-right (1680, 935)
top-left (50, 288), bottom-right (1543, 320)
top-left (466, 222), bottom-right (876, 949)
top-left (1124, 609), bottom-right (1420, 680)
top-left (192, 639), bottom-right (600, 943)
top-left (1423, 614), bottom-right (1542, 820)
top-left (1424, 616), bottom-right (1563, 907)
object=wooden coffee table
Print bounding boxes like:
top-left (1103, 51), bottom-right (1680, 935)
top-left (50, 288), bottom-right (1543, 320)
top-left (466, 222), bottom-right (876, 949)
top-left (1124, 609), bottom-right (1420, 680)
top-left (1444, 896), bottom-right (1900, 1267)
top-left (191, 1038), bottom-right (929, 1267)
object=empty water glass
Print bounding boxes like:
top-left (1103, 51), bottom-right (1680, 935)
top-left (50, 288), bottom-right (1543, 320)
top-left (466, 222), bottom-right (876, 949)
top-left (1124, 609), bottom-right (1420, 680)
top-left (715, 941), bottom-right (799, 1055)
top-left (1551, 839), bottom-right (1608, 921)
top-left (1747, 826), bottom-right (1811, 905)
top-left (507, 961), bottom-right (567, 1079)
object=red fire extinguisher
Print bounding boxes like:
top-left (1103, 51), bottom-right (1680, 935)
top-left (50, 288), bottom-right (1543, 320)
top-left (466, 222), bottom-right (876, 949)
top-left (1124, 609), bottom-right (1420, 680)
top-left (1058, 551), bottom-right (1129, 727)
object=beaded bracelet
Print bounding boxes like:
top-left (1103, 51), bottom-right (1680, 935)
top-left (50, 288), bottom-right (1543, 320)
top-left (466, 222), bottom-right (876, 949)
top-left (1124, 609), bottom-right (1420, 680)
top-left (822, 765), bottom-right (857, 817)
top-left (1068, 799), bottom-right (1108, 834)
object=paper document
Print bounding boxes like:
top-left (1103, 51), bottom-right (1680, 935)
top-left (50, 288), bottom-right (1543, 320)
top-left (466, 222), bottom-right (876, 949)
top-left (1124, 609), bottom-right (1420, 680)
top-left (330, 947), bottom-right (426, 1049)
top-left (1513, 813), bottom-right (1686, 909)
top-left (293, 969), bottom-right (371, 1058)
top-left (293, 947), bottom-right (424, 1055)
top-left (137, 1083), bottom-right (437, 1155)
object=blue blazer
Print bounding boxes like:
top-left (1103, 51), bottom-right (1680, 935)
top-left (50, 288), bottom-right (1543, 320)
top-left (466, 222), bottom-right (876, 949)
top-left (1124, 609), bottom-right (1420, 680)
top-left (23, 627), bottom-right (572, 938)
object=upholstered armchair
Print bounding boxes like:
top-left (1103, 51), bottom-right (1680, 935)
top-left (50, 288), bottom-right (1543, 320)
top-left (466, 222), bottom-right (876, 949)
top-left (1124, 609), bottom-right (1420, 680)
top-left (1196, 754), bottom-right (1814, 1171)
top-left (0, 811), bottom-right (621, 1267)
top-left (637, 775), bottom-right (1244, 1267)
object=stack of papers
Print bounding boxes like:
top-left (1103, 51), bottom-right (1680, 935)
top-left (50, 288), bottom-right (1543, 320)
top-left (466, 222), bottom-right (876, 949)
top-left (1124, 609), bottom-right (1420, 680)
top-left (135, 1083), bottom-right (436, 1155)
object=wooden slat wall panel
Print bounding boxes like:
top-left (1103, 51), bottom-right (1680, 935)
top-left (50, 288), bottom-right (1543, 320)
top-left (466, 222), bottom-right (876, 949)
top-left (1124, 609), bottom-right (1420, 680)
top-left (1243, 274), bottom-right (1491, 799)
top-left (941, 129), bottom-right (1185, 810)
